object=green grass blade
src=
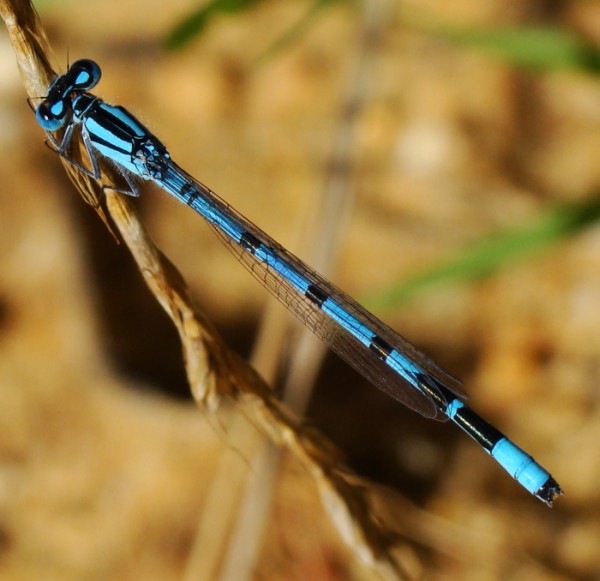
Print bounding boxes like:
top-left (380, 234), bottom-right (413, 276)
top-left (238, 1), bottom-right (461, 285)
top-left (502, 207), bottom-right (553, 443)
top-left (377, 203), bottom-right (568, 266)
top-left (165, 0), bottom-right (264, 51)
top-left (404, 15), bottom-right (600, 73)
top-left (365, 197), bottom-right (600, 310)
top-left (252, 0), bottom-right (338, 68)
top-left (443, 25), bottom-right (600, 72)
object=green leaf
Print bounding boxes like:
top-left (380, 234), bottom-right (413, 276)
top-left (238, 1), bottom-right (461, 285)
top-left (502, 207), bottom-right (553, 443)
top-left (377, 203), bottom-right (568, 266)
top-left (364, 197), bottom-right (600, 310)
top-left (165, 0), bottom-right (264, 51)
top-left (439, 25), bottom-right (600, 72)
top-left (252, 0), bottom-right (338, 68)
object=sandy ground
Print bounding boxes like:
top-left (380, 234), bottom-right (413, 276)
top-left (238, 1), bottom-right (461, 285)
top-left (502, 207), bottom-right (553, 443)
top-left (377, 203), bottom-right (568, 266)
top-left (1, 0), bottom-right (599, 579)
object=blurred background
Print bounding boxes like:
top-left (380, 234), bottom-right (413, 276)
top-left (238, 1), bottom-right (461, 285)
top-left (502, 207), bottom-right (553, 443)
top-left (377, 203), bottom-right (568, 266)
top-left (1, 0), bottom-right (599, 579)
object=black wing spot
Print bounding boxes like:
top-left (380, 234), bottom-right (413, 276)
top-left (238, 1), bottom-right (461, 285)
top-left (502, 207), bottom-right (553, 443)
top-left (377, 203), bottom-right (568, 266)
top-left (369, 336), bottom-right (392, 360)
top-left (305, 284), bottom-right (328, 308)
top-left (240, 232), bottom-right (261, 254)
top-left (180, 183), bottom-right (196, 205)
top-left (410, 371), bottom-right (451, 411)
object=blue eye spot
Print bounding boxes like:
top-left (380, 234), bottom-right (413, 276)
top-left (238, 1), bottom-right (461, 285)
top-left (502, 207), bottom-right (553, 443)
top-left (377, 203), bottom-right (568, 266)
top-left (70, 59), bottom-right (102, 90)
top-left (35, 100), bottom-right (66, 131)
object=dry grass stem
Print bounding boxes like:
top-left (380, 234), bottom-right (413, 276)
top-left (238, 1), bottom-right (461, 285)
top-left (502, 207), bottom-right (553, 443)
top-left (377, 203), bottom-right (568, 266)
top-left (209, 1), bottom-right (399, 578)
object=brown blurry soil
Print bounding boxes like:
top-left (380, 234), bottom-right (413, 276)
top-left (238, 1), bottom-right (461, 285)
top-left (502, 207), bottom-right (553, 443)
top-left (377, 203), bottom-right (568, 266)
top-left (1, 0), bottom-right (599, 579)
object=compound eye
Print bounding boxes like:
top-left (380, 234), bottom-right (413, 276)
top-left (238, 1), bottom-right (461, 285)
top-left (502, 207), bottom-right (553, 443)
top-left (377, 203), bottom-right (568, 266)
top-left (36, 99), bottom-right (68, 131)
top-left (70, 59), bottom-right (102, 91)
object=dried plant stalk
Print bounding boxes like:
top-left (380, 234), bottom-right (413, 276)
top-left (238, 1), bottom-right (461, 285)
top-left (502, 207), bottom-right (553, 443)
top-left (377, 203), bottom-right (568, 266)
top-left (0, 0), bottom-right (419, 578)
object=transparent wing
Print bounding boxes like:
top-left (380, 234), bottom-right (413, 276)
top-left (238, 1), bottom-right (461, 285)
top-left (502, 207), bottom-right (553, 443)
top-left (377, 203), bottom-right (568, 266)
top-left (157, 162), bottom-right (466, 420)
